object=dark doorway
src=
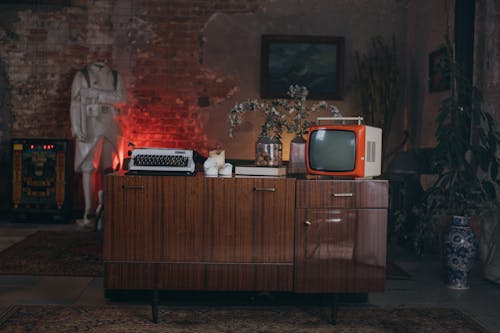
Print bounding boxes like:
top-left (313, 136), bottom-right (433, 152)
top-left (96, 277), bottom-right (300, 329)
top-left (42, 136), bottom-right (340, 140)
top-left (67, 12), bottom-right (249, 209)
top-left (454, 0), bottom-right (475, 106)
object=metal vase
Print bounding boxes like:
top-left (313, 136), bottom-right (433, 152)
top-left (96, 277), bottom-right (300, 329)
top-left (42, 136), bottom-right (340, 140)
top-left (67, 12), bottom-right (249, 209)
top-left (287, 134), bottom-right (307, 174)
top-left (255, 136), bottom-right (282, 167)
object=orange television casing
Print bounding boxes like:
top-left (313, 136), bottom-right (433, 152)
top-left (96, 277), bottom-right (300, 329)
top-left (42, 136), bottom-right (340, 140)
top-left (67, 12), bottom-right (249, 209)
top-left (305, 124), bottom-right (382, 178)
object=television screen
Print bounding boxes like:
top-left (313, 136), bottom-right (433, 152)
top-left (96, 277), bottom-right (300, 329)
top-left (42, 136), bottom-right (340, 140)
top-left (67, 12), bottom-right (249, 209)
top-left (308, 129), bottom-right (356, 171)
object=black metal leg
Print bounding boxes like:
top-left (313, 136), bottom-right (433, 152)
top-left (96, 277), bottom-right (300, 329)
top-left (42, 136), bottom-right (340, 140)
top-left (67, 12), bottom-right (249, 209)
top-left (151, 289), bottom-right (159, 323)
top-left (325, 294), bottom-right (339, 325)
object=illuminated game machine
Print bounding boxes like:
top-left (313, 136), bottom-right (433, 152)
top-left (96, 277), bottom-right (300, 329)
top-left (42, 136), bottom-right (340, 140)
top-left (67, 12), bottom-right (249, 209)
top-left (10, 138), bottom-right (72, 222)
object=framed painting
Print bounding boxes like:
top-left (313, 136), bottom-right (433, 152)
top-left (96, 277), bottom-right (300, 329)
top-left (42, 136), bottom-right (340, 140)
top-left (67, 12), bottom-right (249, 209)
top-left (429, 46), bottom-right (451, 93)
top-left (260, 35), bottom-right (344, 100)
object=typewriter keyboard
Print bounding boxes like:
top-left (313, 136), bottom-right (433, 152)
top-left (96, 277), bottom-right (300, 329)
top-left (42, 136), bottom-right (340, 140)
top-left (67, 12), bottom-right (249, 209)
top-left (132, 154), bottom-right (189, 167)
top-left (127, 148), bottom-right (196, 175)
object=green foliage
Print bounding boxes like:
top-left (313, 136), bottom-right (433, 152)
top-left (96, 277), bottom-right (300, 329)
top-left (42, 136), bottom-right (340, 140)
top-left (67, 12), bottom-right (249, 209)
top-left (407, 38), bottom-right (499, 255)
top-left (228, 85), bottom-right (340, 140)
top-left (228, 98), bottom-right (287, 140)
top-left (425, 39), bottom-right (499, 218)
top-left (393, 37), bottom-right (499, 256)
top-left (353, 35), bottom-right (399, 149)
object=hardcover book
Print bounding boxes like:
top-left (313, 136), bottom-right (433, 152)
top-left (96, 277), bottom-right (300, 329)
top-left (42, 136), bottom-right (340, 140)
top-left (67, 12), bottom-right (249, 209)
top-left (234, 164), bottom-right (287, 176)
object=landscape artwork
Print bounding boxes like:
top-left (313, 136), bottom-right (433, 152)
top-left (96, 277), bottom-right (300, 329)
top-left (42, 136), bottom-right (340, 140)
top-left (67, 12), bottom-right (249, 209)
top-left (261, 35), bottom-right (344, 100)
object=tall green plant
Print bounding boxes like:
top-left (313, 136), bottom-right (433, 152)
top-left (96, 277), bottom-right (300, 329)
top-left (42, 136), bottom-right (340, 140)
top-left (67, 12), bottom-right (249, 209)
top-left (409, 38), bottom-right (499, 255)
top-left (353, 35), bottom-right (399, 153)
top-left (426, 38), bottom-right (499, 217)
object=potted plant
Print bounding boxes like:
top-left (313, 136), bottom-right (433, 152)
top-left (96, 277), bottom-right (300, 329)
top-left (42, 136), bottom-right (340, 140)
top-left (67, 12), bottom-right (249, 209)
top-left (422, 38), bottom-right (499, 289)
top-left (353, 35), bottom-right (400, 158)
top-left (229, 96), bottom-right (287, 166)
top-left (284, 85), bottom-right (341, 173)
top-left (228, 85), bottom-right (340, 168)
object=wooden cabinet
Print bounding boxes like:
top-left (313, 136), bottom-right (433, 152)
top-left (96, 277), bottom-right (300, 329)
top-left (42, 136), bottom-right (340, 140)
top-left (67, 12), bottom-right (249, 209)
top-left (104, 174), bottom-right (295, 291)
top-left (104, 175), bottom-right (157, 262)
top-left (103, 175), bottom-right (388, 295)
top-left (294, 179), bottom-right (388, 293)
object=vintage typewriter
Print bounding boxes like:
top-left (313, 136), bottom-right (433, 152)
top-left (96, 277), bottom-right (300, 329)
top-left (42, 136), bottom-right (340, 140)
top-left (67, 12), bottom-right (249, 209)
top-left (126, 148), bottom-right (196, 176)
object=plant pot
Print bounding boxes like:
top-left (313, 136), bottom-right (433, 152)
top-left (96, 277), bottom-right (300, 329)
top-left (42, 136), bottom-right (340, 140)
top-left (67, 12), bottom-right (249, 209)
top-left (255, 136), bottom-right (282, 167)
top-left (287, 134), bottom-right (307, 174)
top-left (443, 215), bottom-right (478, 289)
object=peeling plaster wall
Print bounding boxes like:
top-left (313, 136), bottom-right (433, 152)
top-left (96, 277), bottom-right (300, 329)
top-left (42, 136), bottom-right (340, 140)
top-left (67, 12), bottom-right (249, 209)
top-left (201, 0), bottom-right (409, 159)
top-left (0, 0), bottom-right (498, 213)
top-left (0, 0), bottom-right (263, 213)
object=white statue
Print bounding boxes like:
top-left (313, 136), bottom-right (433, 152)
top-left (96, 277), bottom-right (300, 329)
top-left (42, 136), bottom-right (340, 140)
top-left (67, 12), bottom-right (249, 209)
top-left (69, 61), bottom-right (127, 230)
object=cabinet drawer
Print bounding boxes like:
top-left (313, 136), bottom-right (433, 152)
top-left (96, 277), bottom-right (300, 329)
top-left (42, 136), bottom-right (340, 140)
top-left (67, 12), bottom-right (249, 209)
top-left (294, 208), bottom-right (387, 293)
top-left (296, 180), bottom-right (388, 209)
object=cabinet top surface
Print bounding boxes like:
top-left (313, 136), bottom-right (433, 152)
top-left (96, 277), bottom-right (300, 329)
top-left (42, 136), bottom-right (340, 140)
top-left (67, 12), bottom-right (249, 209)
top-left (108, 171), bottom-right (388, 183)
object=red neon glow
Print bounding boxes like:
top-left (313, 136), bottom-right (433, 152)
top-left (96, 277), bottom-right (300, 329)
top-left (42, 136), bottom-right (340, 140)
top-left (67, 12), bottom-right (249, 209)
top-left (112, 105), bottom-right (212, 171)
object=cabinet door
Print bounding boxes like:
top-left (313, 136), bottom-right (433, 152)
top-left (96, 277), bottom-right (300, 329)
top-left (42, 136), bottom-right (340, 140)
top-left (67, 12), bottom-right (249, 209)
top-left (104, 175), bottom-right (156, 261)
top-left (154, 176), bottom-right (240, 262)
top-left (232, 178), bottom-right (295, 263)
top-left (294, 209), bottom-right (387, 293)
top-left (154, 176), bottom-right (295, 264)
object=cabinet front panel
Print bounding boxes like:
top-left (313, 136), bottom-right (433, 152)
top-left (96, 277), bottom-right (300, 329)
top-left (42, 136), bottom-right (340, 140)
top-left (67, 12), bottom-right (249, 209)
top-left (104, 175), bottom-right (388, 295)
top-left (354, 181), bottom-right (389, 208)
top-left (156, 263), bottom-right (292, 291)
top-left (154, 177), bottom-right (202, 261)
top-left (233, 178), bottom-right (295, 263)
top-left (104, 175), bottom-right (156, 261)
top-left (154, 176), bottom-right (295, 263)
top-left (355, 210), bottom-right (387, 267)
top-left (296, 180), bottom-right (389, 209)
top-left (294, 209), bottom-right (387, 292)
top-left (104, 263), bottom-right (154, 289)
top-left (296, 180), bottom-right (354, 208)
top-left (194, 177), bottom-right (239, 262)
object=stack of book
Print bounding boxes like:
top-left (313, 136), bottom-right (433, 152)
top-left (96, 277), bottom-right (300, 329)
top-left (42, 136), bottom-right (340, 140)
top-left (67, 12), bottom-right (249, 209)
top-left (234, 164), bottom-right (287, 177)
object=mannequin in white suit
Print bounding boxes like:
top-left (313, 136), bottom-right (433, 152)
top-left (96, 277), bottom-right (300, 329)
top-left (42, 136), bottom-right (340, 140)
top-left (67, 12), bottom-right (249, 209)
top-left (70, 61), bottom-right (127, 229)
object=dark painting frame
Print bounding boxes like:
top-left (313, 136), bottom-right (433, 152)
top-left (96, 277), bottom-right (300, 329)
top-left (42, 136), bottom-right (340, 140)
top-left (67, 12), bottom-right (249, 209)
top-left (428, 46), bottom-right (451, 93)
top-left (260, 35), bottom-right (344, 100)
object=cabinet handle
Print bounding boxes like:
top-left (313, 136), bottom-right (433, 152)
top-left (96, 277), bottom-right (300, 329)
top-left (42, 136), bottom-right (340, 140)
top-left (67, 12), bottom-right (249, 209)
top-left (332, 193), bottom-right (353, 197)
top-left (121, 185), bottom-right (144, 190)
top-left (253, 187), bottom-right (276, 192)
top-left (327, 218), bottom-right (342, 223)
top-left (304, 220), bottom-right (312, 226)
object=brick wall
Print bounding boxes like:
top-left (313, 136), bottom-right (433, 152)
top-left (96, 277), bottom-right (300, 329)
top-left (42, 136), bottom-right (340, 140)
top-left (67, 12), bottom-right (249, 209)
top-left (1, 0), bottom-right (496, 214)
top-left (0, 0), bottom-right (262, 157)
top-left (0, 0), bottom-right (263, 213)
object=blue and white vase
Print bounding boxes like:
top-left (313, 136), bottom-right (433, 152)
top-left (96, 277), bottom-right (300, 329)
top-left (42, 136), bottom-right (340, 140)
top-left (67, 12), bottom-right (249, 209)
top-left (443, 215), bottom-right (478, 289)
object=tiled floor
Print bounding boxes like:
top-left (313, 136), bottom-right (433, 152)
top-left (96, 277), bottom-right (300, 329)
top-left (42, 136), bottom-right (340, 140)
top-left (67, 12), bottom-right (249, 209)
top-left (0, 221), bottom-right (499, 332)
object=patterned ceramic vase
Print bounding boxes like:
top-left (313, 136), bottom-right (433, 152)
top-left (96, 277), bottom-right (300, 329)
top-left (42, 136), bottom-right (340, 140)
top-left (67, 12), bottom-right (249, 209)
top-left (443, 215), bottom-right (478, 289)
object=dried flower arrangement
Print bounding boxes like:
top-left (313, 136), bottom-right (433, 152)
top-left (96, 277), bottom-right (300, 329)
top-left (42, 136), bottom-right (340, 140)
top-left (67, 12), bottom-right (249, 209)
top-left (228, 84), bottom-right (341, 140)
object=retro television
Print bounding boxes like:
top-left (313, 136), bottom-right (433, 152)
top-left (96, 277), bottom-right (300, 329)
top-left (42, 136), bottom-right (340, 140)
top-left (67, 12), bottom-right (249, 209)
top-left (305, 117), bottom-right (382, 178)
